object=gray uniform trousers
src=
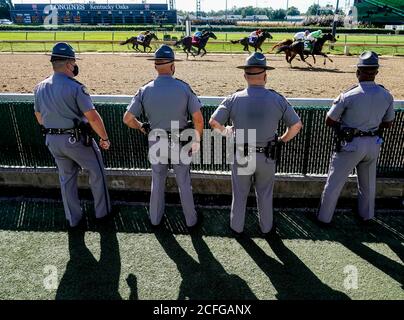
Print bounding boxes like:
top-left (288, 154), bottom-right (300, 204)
top-left (318, 136), bottom-right (381, 223)
top-left (231, 152), bottom-right (276, 233)
top-left (46, 134), bottom-right (111, 227)
top-left (148, 139), bottom-right (197, 227)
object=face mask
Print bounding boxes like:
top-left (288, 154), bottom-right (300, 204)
top-left (72, 64), bottom-right (79, 77)
top-left (69, 63), bottom-right (79, 77)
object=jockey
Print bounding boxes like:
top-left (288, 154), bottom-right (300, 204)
top-left (249, 29), bottom-right (263, 45)
top-left (194, 30), bottom-right (203, 38)
top-left (193, 29), bottom-right (205, 44)
top-left (138, 30), bottom-right (150, 43)
top-left (305, 29), bottom-right (323, 53)
top-left (293, 30), bottom-right (310, 42)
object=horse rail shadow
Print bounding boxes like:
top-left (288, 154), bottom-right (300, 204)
top-left (287, 66), bottom-right (355, 74)
top-left (183, 59), bottom-right (224, 63)
top-left (0, 198), bottom-right (402, 244)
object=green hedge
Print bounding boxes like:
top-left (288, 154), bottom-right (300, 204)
top-left (1, 24), bottom-right (402, 35)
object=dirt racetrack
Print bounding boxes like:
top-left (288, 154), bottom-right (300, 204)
top-left (1, 53), bottom-right (403, 99)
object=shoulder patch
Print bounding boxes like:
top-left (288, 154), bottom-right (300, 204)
top-left (81, 85), bottom-right (90, 96)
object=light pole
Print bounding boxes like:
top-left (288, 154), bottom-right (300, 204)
top-left (225, 0), bottom-right (227, 21)
top-left (331, 0), bottom-right (340, 37)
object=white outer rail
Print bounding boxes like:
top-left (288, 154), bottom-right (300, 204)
top-left (1, 93), bottom-right (403, 108)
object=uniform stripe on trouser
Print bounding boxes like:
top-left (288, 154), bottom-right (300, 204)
top-left (90, 140), bottom-right (111, 216)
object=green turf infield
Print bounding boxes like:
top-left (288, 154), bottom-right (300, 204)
top-left (0, 197), bottom-right (402, 300)
top-left (1, 31), bottom-right (404, 55)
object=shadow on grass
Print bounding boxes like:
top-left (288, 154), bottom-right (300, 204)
top-left (0, 198), bottom-right (403, 294)
top-left (154, 225), bottom-right (258, 300)
top-left (237, 234), bottom-right (350, 300)
top-left (55, 223), bottom-right (125, 300)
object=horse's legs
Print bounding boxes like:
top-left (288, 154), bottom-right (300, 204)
top-left (299, 52), bottom-right (312, 68)
top-left (288, 52), bottom-right (297, 65)
top-left (200, 48), bottom-right (207, 57)
top-left (311, 54), bottom-right (317, 64)
top-left (258, 46), bottom-right (262, 52)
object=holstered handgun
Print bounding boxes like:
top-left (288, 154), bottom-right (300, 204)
top-left (269, 134), bottom-right (283, 161)
top-left (334, 124), bottom-right (356, 152)
top-left (74, 119), bottom-right (93, 147)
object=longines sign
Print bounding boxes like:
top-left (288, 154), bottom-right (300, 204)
top-left (49, 4), bottom-right (132, 11)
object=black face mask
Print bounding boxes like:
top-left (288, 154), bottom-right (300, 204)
top-left (71, 64), bottom-right (79, 77)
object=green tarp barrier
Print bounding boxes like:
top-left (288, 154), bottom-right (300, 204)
top-left (0, 101), bottom-right (403, 177)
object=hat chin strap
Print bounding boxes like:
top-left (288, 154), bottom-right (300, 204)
top-left (155, 60), bottom-right (174, 66)
top-left (245, 69), bottom-right (266, 75)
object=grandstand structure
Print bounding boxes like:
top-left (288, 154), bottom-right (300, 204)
top-left (9, 2), bottom-right (177, 25)
top-left (354, 0), bottom-right (404, 25)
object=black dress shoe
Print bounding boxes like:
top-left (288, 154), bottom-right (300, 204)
top-left (230, 227), bottom-right (244, 238)
top-left (306, 211), bottom-right (332, 228)
top-left (187, 213), bottom-right (204, 231)
top-left (262, 223), bottom-right (277, 240)
top-left (97, 211), bottom-right (117, 225)
top-left (67, 218), bottom-right (86, 231)
top-left (150, 216), bottom-right (166, 230)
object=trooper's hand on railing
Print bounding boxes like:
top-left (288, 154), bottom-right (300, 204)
top-left (140, 122), bottom-right (151, 135)
top-left (191, 141), bottom-right (201, 154)
top-left (221, 126), bottom-right (234, 137)
top-left (99, 138), bottom-right (111, 150)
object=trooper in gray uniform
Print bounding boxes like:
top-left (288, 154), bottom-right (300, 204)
top-left (123, 45), bottom-right (204, 229)
top-left (316, 51), bottom-right (395, 225)
top-left (34, 42), bottom-right (112, 228)
top-left (209, 52), bottom-right (303, 235)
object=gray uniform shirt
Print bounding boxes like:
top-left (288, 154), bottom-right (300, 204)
top-left (211, 86), bottom-right (301, 146)
top-left (328, 81), bottom-right (395, 132)
top-left (126, 75), bottom-right (202, 131)
top-left (34, 72), bottom-right (94, 129)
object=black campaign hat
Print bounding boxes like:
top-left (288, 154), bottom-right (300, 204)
top-left (357, 51), bottom-right (379, 68)
top-left (237, 52), bottom-right (274, 70)
top-left (147, 44), bottom-right (182, 62)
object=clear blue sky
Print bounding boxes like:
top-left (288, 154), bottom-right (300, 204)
top-left (15, 1), bottom-right (343, 13)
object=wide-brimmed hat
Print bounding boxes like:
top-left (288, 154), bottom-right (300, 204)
top-left (357, 51), bottom-right (379, 68)
top-left (147, 44), bottom-right (182, 62)
top-left (47, 42), bottom-right (80, 60)
top-left (237, 52), bottom-right (274, 70)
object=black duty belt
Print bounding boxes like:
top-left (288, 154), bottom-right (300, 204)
top-left (43, 128), bottom-right (75, 135)
top-left (354, 130), bottom-right (379, 137)
top-left (255, 146), bottom-right (267, 153)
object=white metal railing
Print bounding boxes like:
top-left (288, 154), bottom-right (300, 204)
top-left (1, 93), bottom-right (403, 108)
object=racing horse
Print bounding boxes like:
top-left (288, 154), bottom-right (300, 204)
top-left (174, 31), bottom-right (217, 58)
top-left (120, 32), bottom-right (159, 53)
top-left (231, 30), bottom-right (273, 52)
top-left (276, 33), bottom-right (337, 67)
